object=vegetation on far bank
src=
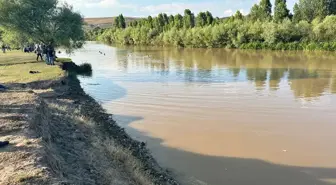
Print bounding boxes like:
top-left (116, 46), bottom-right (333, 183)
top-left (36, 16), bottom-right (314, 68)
top-left (86, 0), bottom-right (336, 51)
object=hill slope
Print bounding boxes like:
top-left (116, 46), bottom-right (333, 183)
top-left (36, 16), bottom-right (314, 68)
top-left (84, 17), bottom-right (141, 28)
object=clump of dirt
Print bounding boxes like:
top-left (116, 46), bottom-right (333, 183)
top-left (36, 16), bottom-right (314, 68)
top-left (60, 61), bottom-right (92, 77)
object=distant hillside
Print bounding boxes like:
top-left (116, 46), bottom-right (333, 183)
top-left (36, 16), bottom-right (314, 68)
top-left (84, 16), bottom-right (229, 29)
top-left (84, 17), bottom-right (141, 29)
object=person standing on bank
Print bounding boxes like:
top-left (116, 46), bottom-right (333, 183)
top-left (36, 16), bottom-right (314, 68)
top-left (2, 44), bottom-right (6, 53)
top-left (42, 44), bottom-right (48, 64)
top-left (35, 45), bottom-right (43, 61)
top-left (47, 44), bottom-right (55, 65)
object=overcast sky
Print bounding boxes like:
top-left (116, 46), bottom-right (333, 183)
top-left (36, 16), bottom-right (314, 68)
top-left (62, 0), bottom-right (298, 18)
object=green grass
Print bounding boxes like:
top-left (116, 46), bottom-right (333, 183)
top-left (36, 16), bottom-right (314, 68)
top-left (0, 50), bottom-right (39, 65)
top-left (0, 51), bottom-right (65, 83)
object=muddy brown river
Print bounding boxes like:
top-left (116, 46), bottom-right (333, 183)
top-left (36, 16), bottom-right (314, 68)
top-left (63, 42), bottom-right (336, 185)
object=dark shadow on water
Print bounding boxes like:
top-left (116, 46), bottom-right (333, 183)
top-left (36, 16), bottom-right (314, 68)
top-left (112, 113), bottom-right (336, 185)
top-left (80, 78), bottom-right (127, 102)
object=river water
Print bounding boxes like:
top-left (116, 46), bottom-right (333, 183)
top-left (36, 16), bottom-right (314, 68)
top-left (64, 42), bottom-right (336, 185)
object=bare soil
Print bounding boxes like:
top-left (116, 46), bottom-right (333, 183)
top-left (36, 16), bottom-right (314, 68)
top-left (0, 71), bottom-right (178, 185)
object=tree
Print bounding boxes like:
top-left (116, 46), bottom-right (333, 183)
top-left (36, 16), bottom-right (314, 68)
top-left (259, 0), bottom-right (272, 20)
top-left (147, 16), bottom-right (153, 28)
top-left (0, 27), bottom-right (32, 48)
top-left (116, 14), bottom-right (126, 29)
top-left (213, 17), bottom-right (221, 24)
top-left (0, 0), bottom-right (84, 49)
top-left (174, 14), bottom-right (184, 29)
top-left (249, 4), bottom-right (261, 21)
top-left (274, 0), bottom-right (290, 22)
top-left (313, 15), bottom-right (336, 42)
top-left (296, 0), bottom-right (335, 22)
top-left (196, 12), bottom-right (207, 27)
top-left (169, 15), bottom-right (174, 24)
top-left (316, 0), bottom-right (336, 17)
top-left (156, 13), bottom-right (165, 30)
top-left (163, 13), bottom-right (169, 25)
top-left (299, 0), bottom-right (316, 22)
top-left (205, 11), bottom-right (214, 25)
top-left (114, 17), bottom-right (120, 28)
top-left (327, 0), bottom-right (336, 15)
top-left (248, 0), bottom-right (272, 21)
top-left (293, 3), bottom-right (302, 22)
top-left (130, 20), bottom-right (138, 27)
top-left (184, 9), bottom-right (195, 28)
top-left (234, 11), bottom-right (244, 20)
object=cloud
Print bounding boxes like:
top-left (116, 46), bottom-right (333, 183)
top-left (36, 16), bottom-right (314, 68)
top-left (138, 2), bottom-right (239, 17)
top-left (60, 0), bottom-right (118, 8)
top-left (139, 2), bottom-right (213, 15)
top-left (224, 9), bottom-right (233, 16)
top-left (62, 0), bottom-right (299, 18)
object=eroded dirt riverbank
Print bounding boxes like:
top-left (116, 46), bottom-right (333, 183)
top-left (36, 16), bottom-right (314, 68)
top-left (0, 61), bottom-right (178, 185)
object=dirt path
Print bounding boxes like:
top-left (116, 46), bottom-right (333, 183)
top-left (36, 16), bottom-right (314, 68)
top-left (0, 90), bottom-right (50, 184)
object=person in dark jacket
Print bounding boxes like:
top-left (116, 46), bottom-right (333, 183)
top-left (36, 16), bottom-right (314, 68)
top-left (35, 45), bottom-right (43, 61)
top-left (2, 44), bottom-right (6, 53)
top-left (41, 44), bottom-right (48, 64)
top-left (47, 45), bottom-right (55, 65)
top-left (0, 141), bottom-right (9, 148)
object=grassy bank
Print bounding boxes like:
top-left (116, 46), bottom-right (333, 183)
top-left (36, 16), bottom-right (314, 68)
top-left (0, 51), bottom-right (64, 83)
top-left (0, 51), bottom-right (178, 185)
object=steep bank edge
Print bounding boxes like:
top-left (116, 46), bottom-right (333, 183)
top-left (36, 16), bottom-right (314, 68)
top-left (54, 64), bottom-right (179, 185)
top-left (0, 60), bottom-right (179, 185)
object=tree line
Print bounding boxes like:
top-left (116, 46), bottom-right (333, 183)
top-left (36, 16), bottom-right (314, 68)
top-left (86, 0), bottom-right (336, 51)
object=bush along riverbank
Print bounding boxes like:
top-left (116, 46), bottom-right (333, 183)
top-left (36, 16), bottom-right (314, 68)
top-left (87, 0), bottom-right (336, 51)
top-left (0, 55), bottom-right (178, 185)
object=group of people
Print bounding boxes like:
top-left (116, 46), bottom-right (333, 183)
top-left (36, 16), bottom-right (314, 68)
top-left (34, 44), bottom-right (56, 65)
top-left (23, 46), bottom-right (34, 53)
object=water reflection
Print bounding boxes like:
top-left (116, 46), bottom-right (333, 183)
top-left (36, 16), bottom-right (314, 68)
top-left (269, 68), bottom-right (287, 90)
top-left (112, 47), bottom-right (336, 100)
top-left (67, 43), bottom-right (336, 185)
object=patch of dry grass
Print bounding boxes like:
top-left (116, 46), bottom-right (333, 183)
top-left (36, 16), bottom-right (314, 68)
top-left (0, 51), bottom-right (36, 65)
top-left (0, 63), bottom-right (64, 83)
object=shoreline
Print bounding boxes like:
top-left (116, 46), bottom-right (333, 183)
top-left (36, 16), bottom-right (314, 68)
top-left (93, 40), bottom-right (336, 51)
top-left (64, 73), bottom-right (179, 185)
top-left (0, 59), bottom-right (179, 185)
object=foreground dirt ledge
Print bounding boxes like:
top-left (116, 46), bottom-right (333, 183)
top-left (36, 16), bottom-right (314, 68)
top-left (0, 62), bottom-right (179, 185)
